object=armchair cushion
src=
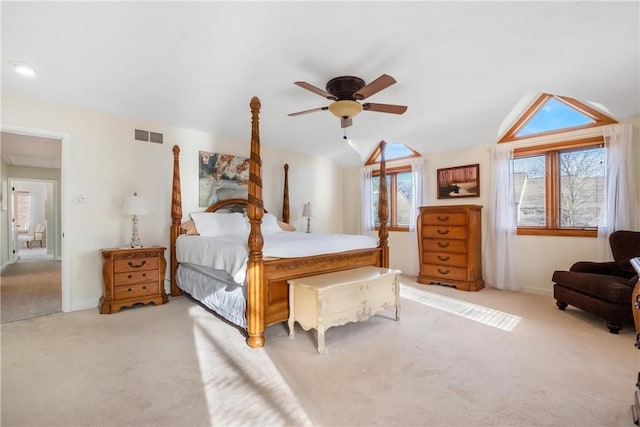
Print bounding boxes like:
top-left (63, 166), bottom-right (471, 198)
top-left (552, 270), bottom-right (636, 304)
top-left (570, 261), bottom-right (636, 279)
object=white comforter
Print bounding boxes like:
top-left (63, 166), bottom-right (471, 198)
top-left (176, 231), bottom-right (378, 284)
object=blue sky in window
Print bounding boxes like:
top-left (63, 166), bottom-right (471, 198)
top-left (375, 143), bottom-right (414, 161)
top-left (516, 97), bottom-right (594, 136)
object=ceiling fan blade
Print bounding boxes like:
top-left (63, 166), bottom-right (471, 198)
top-left (294, 82), bottom-right (337, 100)
top-left (288, 106), bottom-right (328, 117)
top-left (353, 74), bottom-right (396, 100)
top-left (341, 117), bottom-right (353, 128)
top-left (362, 103), bottom-right (408, 115)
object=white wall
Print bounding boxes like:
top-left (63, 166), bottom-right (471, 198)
top-left (344, 119), bottom-right (640, 296)
top-left (1, 93), bottom-right (344, 310)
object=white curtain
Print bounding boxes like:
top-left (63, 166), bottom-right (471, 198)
top-left (360, 165), bottom-right (376, 235)
top-left (409, 157), bottom-right (425, 232)
top-left (597, 123), bottom-right (638, 259)
top-left (485, 144), bottom-right (521, 290)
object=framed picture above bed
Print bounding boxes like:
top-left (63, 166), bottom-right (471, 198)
top-left (437, 163), bottom-right (480, 199)
top-left (198, 151), bottom-right (250, 207)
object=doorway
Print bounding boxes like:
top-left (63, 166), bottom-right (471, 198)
top-left (1, 126), bottom-right (70, 320)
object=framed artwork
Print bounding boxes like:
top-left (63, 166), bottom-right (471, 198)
top-left (198, 151), bottom-right (250, 207)
top-left (437, 163), bottom-right (480, 199)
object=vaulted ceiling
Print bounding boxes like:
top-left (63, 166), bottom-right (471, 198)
top-left (2, 2), bottom-right (638, 167)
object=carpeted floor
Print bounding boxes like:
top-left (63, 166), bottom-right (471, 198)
top-left (1, 260), bottom-right (61, 323)
top-left (1, 277), bottom-right (637, 426)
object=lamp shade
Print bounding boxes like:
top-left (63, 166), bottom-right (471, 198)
top-left (302, 202), bottom-right (312, 217)
top-left (123, 193), bottom-right (146, 216)
top-left (328, 100), bottom-right (363, 119)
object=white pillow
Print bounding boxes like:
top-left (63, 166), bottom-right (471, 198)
top-left (190, 212), bottom-right (249, 237)
top-left (261, 212), bottom-right (282, 234)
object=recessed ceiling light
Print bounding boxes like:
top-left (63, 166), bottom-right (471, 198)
top-left (9, 60), bottom-right (36, 77)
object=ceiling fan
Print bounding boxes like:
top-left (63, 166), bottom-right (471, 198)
top-left (288, 74), bottom-right (408, 128)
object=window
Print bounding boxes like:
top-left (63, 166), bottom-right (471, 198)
top-left (15, 191), bottom-right (31, 232)
top-left (372, 168), bottom-right (413, 230)
top-left (500, 92), bottom-right (617, 237)
top-left (365, 142), bottom-right (422, 232)
top-left (499, 93), bottom-right (617, 143)
top-left (513, 137), bottom-right (605, 236)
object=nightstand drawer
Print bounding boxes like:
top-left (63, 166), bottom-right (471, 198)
top-left (114, 257), bottom-right (159, 273)
top-left (114, 282), bottom-right (157, 300)
top-left (114, 269), bottom-right (158, 286)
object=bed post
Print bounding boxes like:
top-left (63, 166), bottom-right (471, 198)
top-left (378, 140), bottom-right (389, 268)
top-left (282, 163), bottom-right (290, 224)
top-left (246, 96), bottom-right (265, 348)
top-left (170, 145), bottom-right (183, 297)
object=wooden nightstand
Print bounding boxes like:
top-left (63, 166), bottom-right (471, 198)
top-left (99, 246), bottom-right (168, 314)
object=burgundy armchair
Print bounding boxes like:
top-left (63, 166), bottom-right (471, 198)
top-left (552, 230), bottom-right (640, 333)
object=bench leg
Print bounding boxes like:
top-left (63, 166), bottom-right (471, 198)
top-left (317, 327), bottom-right (326, 355)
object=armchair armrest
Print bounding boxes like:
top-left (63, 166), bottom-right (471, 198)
top-left (570, 261), bottom-right (617, 275)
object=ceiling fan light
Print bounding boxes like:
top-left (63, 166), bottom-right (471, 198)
top-left (328, 100), bottom-right (363, 119)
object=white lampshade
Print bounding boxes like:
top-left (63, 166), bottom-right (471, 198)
top-left (302, 202), bottom-right (312, 217)
top-left (123, 193), bottom-right (146, 216)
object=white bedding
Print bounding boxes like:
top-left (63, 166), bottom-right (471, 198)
top-left (176, 231), bottom-right (378, 285)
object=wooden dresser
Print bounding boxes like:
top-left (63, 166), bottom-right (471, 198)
top-left (417, 205), bottom-right (484, 292)
top-left (99, 246), bottom-right (168, 314)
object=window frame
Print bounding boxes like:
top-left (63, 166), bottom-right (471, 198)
top-left (372, 165), bottom-right (412, 232)
top-left (499, 93), bottom-right (617, 143)
top-left (514, 136), bottom-right (605, 237)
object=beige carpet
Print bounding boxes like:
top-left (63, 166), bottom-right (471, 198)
top-left (1, 277), bottom-right (638, 426)
top-left (1, 260), bottom-right (61, 323)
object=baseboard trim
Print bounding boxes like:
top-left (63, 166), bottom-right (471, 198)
top-left (71, 298), bottom-right (99, 312)
top-left (0, 260), bottom-right (9, 272)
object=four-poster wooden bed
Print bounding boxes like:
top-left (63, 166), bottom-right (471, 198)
top-left (170, 96), bottom-right (389, 348)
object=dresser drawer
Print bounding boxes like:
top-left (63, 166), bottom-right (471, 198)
top-left (422, 252), bottom-right (467, 268)
top-left (422, 225), bottom-right (467, 240)
top-left (114, 282), bottom-right (157, 300)
top-left (114, 257), bottom-right (159, 273)
top-left (421, 264), bottom-right (468, 282)
top-left (422, 239), bottom-right (467, 253)
top-left (114, 269), bottom-right (158, 286)
top-left (421, 213), bottom-right (467, 226)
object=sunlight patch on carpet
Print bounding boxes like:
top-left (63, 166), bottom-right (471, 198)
top-left (189, 306), bottom-right (313, 426)
top-left (400, 285), bottom-right (521, 332)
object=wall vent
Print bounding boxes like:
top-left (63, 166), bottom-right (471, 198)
top-left (149, 132), bottom-right (163, 144)
top-left (134, 129), bottom-right (164, 144)
top-left (134, 129), bottom-right (149, 141)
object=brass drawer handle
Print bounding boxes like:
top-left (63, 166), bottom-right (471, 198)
top-left (438, 268), bottom-right (450, 275)
top-left (437, 229), bottom-right (449, 235)
top-left (128, 275), bottom-right (132, 279)
top-left (142, 273), bottom-right (146, 277)
top-left (437, 255), bottom-right (450, 261)
top-left (142, 286), bottom-right (147, 290)
top-left (437, 215), bottom-right (449, 222)
top-left (128, 260), bottom-right (146, 268)
top-left (437, 242), bottom-right (450, 248)
top-left (127, 288), bottom-right (132, 292)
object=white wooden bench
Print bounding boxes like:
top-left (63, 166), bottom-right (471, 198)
top-left (287, 266), bottom-right (401, 354)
